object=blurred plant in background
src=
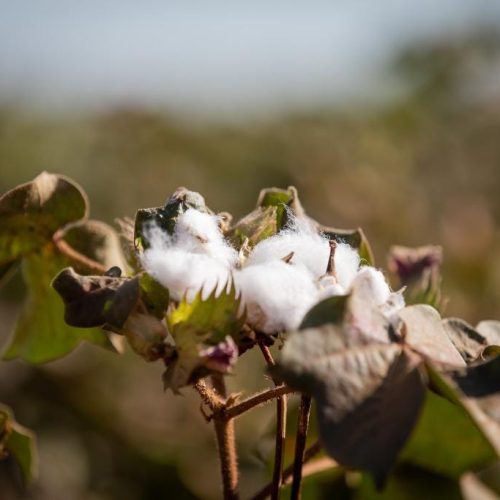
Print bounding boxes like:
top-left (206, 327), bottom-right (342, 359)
top-left (1, 25), bottom-right (500, 500)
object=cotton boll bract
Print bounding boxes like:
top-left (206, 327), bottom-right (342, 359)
top-left (235, 261), bottom-right (319, 334)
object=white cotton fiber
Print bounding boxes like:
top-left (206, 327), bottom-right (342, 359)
top-left (142, 247), bottom-right (232, 302)
top-left (350, 267), bottom-right (392, 306)
top-left (332, 243), bottom-right (361, 289)
top-left (317, 275), bottom-right (346, 301)
top-left (174, 209), bottom-right (238, 266)
top-left (245, 229), bottom-right (330, 277)
top-left (235, 261), bottom-right (319, 334)
top-left (141, 208), bottom-right (237, 302)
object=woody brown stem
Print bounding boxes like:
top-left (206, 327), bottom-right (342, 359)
top-left (211, 375), bottom-right (239, 500)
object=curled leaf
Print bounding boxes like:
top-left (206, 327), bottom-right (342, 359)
top-left (397, 305), bottom-right (465, 368)
top-left (0, 171), bottom-right (88, 266)
top-left (443, 318), bottom-right (491, 363)
top-left (274, 323), bottom-right (426, 486)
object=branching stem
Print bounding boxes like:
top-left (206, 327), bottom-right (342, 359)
top-left (224, 386), bottom-right (294, 420)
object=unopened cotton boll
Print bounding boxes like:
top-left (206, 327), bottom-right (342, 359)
top-left (235, 261), bottom-right (319, 334)
top-left (142, 247), bottom-right (232, 302)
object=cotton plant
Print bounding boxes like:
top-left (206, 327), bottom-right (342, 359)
top-left (141, 204), bottom-right (404, 335)
top-left (2, 173), bottom-right (500, 500)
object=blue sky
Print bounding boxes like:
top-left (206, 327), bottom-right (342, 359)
top-left (1, 1), bottom-right (499, 119)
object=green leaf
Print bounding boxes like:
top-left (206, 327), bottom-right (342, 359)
top-left (397, 305), bottom-right (465, 367)
top-left (0, 405), bottom-right (38, 482)
top-left (275, 323), bottom-right (426, 486)
top-left (134, 187), bottom-right (210, 250)
top-left (3, 249), bottom-right (115, 363)
top-left (401, 365), bottom-right (498, 477)
top-left (0, 172), bottom-right (88, 266)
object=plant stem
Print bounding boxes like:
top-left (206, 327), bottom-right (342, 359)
top-left (224, 386), bottom-right (294, 420)
top-left (193, 379), bottom-right (224, 412)
top-left (291, 395), bottom-right (312, 500)
top-left (258, 342), bottom-right (287, 500)
top-left (213, 416), bottom-right (239, 500)
top-left (272, 392), bottom-right (287, 500)
top-left (210, 375), bottom-right (239, 500)
top-left (250, 440), bottom-right (322, 500)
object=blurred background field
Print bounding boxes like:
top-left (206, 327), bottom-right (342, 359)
top-left (1, 2), bottom-right (500, 498)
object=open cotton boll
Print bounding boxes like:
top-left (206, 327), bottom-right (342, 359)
top-left (245, 230), bottom-right (330, 278)
top-left (235, 261), bottom-right (319, 334)
top-left (174, 209), bottom-right (238, 266)
top-left (142, 247), bottom-right (232, 302)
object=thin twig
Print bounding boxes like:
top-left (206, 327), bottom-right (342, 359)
top-left (250, 440), bottom-right (322, 500)
top-left (291, 395), bottom-right (312, 500)
top-left (258, 342), bottom-right (287, 500)
top-left (224, 386), bottom-right (294, 420)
